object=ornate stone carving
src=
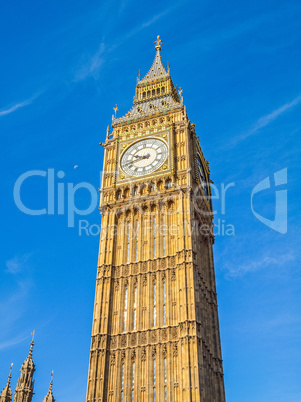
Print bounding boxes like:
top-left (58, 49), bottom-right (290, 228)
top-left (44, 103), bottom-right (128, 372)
top-left (171, 269), bottom-right (176, 281)
top-left (142, 262), bottom-right (147, 272)
top-left (131, 333), bottom-right (137, 346)
top-left (141, 333), bottom-right (147, 344)
top-left (121, 335), bottom-right (127, 347)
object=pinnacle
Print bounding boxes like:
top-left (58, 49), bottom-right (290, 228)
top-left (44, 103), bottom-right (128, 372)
top-left (139, 35), bottom-right (169, 83)
top-left (43, 372), bottom-right (55, 402)
top-left (0, 365), bottom-right (13, 402)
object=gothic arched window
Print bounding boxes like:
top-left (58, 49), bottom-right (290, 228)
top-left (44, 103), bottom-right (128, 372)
top-left (162, 215), bottom-right (166, 257)
top-left (133, 284), bottom-right (137, 330)
top-left (153, 217), bottom-right (157, 259)
top-left (153, 282), bottom-right (157, 327)
top-left (127, 222), bottom-right (131, 263)
top-left (124, 287), bottom-right (128, 332)
top-left (131, 360), bottom-right (135, 401)
top-left (135, 221), bottom-right (139, 261)
top-left (153, 357), bottom-right (156, 401)
top-left (164, 356), bottom-right (167, 401)
top-left (163, 280), bottom-right (166, 325)
top-left (121, 361), bottom-right (125, 401)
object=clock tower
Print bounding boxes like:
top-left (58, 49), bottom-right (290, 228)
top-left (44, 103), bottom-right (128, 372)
top-left (86, 36), bottom-right (226, 402)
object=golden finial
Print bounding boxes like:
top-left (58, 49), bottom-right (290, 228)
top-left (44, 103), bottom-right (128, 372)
top-left (28, 330), bottom-right (35, 357)
top-left (8, 363), bottom-right (13, 379)
top-left (178, 87), bottom-right (183, 103)
top-left (113, 104), bottom-right (118, 118)
top-left (154, 35), bottom-right (162, 51)
top-left (138, 69), bottom-right (141, 80)
top-left (48, 370), bottom-right (54, 392)
top-left (167, 62), bottom-right (170, 74)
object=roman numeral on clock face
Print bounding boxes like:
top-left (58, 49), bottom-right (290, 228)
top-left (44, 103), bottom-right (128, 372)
top-left (120, 138), bottom-right (168, 177)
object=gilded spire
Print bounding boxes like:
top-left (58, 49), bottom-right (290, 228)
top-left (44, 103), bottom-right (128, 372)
top-left (14, 334), bottom-right (36, 402)
top-left (0, 364), bottom-right (13, 402)
top-left (112, 35), bottom-right (181, 125)
top-left (140, 36), bottom-right (168, 83)
top-left (43, 372), bottom-right (55, 402)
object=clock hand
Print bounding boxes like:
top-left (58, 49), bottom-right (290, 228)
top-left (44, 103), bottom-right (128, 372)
top-left (124, 153), bottom-right (151, 167)
top-left (124, 157), bottom-right (143, 167)
top-left (134, 153), bottom-right (150, 160)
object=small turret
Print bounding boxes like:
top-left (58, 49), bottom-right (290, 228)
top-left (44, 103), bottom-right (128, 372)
top-left (43, 372), bottom-right (55, 402)
top-left (0, 364), bottom-right (13, 402)
top-left (14, 332), bottom-right (35, 402)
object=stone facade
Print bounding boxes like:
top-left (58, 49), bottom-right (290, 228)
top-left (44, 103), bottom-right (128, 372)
top-left (86, 36), bottom-right (226, 402)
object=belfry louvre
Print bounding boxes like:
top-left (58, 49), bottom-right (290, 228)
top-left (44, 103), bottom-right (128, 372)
top-left (86, 36), bottom-right (226, 402)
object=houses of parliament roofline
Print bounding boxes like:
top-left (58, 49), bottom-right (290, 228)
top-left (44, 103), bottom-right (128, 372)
top-left (0, 334), bottom-right (55, 402)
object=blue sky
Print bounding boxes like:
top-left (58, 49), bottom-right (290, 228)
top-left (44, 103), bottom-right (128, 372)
top-left (1, 0), bottom-right (301, 401)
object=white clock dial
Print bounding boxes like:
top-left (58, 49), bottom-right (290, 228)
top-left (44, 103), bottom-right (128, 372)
top-left (121, 138), bottom-right (168, 177)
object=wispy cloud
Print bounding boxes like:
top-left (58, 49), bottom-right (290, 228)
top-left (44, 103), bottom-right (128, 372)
top-left (248, 95), bottom-right (301, 134)
top-left (5, 253), bottom-right (32, 275)
top-left (0, 98), bottom-right (33, 117)
top-left (74, 42), bottom-right (106, 81)
top-left (0, 99), bottom-right (33, 116)
top-left (0, 314), bottom-right (56, 352)
top-left (231, 94), bottom-right (301, 146)
top-left (225, 250), bottom-right (296, 277)
top-left (0, 93), bottom-right (41, 117)
top-left (0, 333), bottom-right (30, 351)
top-left (74, 4), bottom-right (182, 82)
top-left (0, 278), bottom-right (33, 336)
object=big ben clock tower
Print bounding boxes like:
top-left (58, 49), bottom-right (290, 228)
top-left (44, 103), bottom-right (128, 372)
top-left (86, 36), bottom-right (226, 402)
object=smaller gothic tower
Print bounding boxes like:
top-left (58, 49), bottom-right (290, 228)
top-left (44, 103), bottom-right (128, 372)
top-left (43, 372), bottom-right (55, 402)
top-left (0, 364), bottom-right (13, 402)
top-left (14, 334), bottom-right (35, 402)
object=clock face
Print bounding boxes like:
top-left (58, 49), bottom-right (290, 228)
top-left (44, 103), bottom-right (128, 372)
top-left (120, 138), bottom-right (168, 177)
top-left (197, 153), bottom-right (205, 181)
top-left (196, 153), bottom-right (209, 200)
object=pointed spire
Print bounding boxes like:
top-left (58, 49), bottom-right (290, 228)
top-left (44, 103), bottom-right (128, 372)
top-left (112, 35), bottom-right (181, 125)
top-left (14, 333), bottom-right (35, 402)
top-left (0, 364), bottom-right (13, 402)
top-left (140, 35), bottom-right (169, 83)
top-left (43, 372), bottom-right (55, 402)
top-left (28, 331), bottom-right (35, 358)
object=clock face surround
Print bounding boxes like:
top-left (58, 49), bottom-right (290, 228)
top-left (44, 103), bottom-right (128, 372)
top-left (196, 152), bottom-right (209, 200)
top-left (120, 138), bottom-right (168, 177)
top-left (197, 153), bottom-right (205, 181)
